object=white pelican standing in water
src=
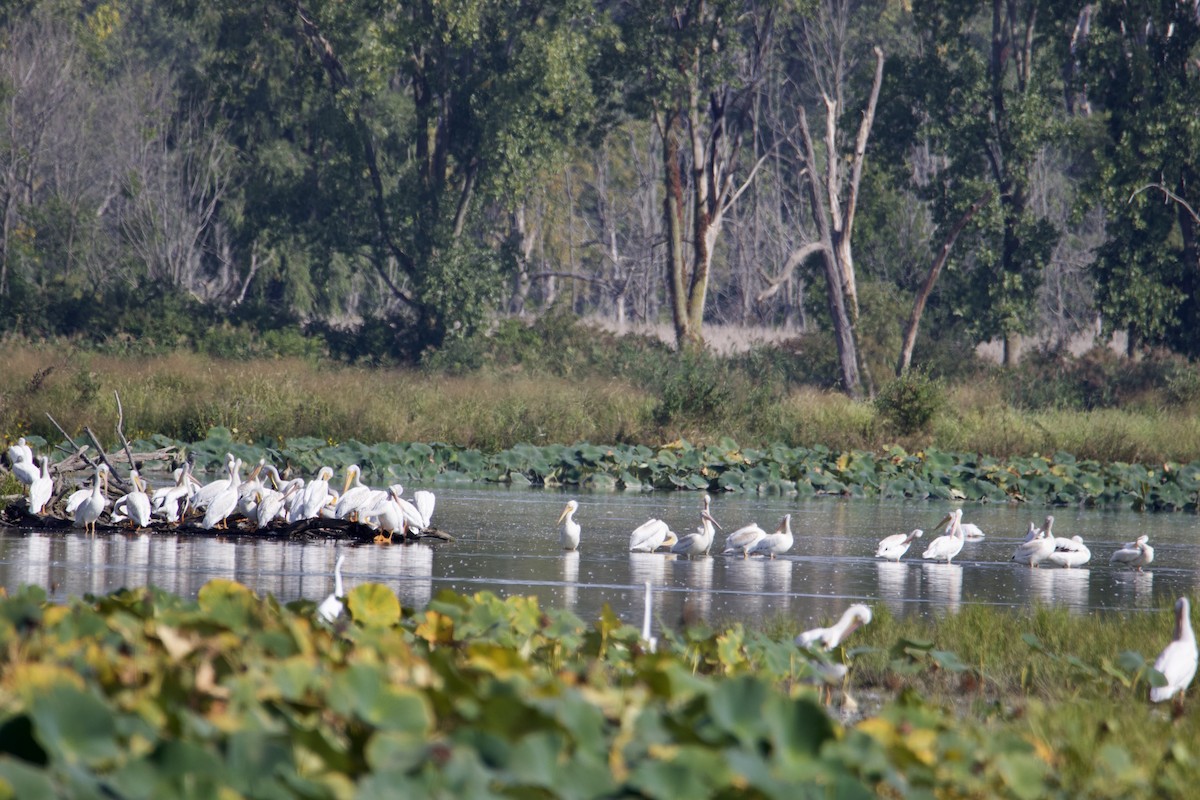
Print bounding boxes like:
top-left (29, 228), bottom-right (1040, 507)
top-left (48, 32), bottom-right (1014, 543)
top-left (1151, 597), bottom-right (1198, 707)
top-left (73, 464), bottom-right (109, 534)
top-left (1111, 535), bottom-right (1155, 571)
top-left (959, 520), bottom-right (985, 539)
top-left (1045, 534), bottom-right (1091, 568)
top-left (629, 518), bottom-right (677, 552)
top-left (557, 500), bottom-right (581, 551)
top-left (922, 509), bottom-right (965, 563)
top-left (27, 456), bottom-right (52, 516)
top-left (671, 494), bottom-right (720, 558)
top-left (796, 604), bottom-right (873, 651)
top-left (721, 522), bottom-right (767, 558)
top-left (317, 554), bottom-right (346, 623)
top-left (747, 514), bottom-right (794, 559)
top-left (1012, 516), bottom-right (1056, 568)
top-left (875, 528), bottom-right (923, 561)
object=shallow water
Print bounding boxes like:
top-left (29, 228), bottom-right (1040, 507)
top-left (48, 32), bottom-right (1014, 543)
top-left (3, 487), bottom-right (1199, 634)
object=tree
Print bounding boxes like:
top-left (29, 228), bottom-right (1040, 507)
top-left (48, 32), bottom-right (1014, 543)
top-left (618, 0), bottom-right (775, 350)
top-left (1080, 1), bottom-right (1200, 355)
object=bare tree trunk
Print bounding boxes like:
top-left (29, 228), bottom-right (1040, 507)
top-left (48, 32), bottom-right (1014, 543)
top-left (897, 190), bottom-right (995, 375)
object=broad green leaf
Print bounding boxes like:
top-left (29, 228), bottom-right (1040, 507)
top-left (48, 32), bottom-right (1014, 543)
top-left (346, 584), bottom-right (401, 628)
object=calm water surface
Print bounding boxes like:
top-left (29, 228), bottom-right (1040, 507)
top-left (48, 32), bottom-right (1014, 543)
top-left (4, 487), bottom-right (1200, 634)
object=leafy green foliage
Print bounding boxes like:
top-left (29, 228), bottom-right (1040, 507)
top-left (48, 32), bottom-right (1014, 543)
top-left (0, 583), bottom-right (1195, 798)
top-left (874, 371), bottom-right (946, 435)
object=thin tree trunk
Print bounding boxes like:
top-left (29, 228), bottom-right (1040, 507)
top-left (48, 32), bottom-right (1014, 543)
top-left (897, 190), bottom-right (995, 375)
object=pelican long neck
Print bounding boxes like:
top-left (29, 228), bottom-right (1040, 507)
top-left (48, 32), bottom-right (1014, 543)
top-left (1178, 601), bottom-right (1195, 644)
top-left (334, 557), bottom-right (345, 597)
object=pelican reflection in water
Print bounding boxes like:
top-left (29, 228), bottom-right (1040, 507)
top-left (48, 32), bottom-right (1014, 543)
top-left (1025, 564), bottom-right (1091, 610)
top-left (561, 550), bottom-right (580, 610)
top-left (677, 556), bottom-right (714, 624)
top-left (875, 560), bottom-right (910, 615)
top-left (922, 562), bottom-right (962, 614)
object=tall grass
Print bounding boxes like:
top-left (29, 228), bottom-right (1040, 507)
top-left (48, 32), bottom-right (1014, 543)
top-left (3, 340), bottom-right (1200, 464)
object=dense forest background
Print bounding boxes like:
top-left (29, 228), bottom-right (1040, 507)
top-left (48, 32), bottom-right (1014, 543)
top-left (2, 0), bottom-right (1199, 398)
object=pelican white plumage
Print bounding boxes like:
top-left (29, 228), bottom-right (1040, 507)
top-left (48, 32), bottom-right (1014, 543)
top-left (1012, 516), bottom-right (1056, 568)
top-left (116, 471), bottom-right (153, 529)
top-left (334, 465), bottom-right (381, 522)
top-left (558, 500), bottom-right (581, 551)
top-left (366, 485), bottom-right (408, 543)
top-left (796, 604), bottom-right (873, 650)
top-left (189, 454), bottom-right (239, 513)
top-left (747, 514), bottom-right (794, 559)
top-left (875, 528), bottom-right (923, 561)
top-left (1045, 535), bottom-right (1091, 568)
top-left (6, 437), bottom-right (32, 468)
top-left (922, 509), bottom-right (965, 563)
top-left (203, 459), bottom-right (243, 530)
top-left (73, 465), bottom-right (109, 534)
top-left (629, 518), bottom-right (676, 552)
top-left (27, 456), bottom-right (52, 516)
top-left (317, 554), bottom-right (347, 623)
top-left (670, 494), bottom-right (720, 558)
top-left (959, 521), bottom-right (986, 539)
top-left (67, 464), bottom-right (109, 516)
top-left (412, 490), bottom-right (436, 529)
top-left (1111, 535), bottom-right (1155, 571)
top-left (721, 522), bottom-right (768, 558)
top-left (1150, 597), bottom-right (1198, 706)
top-left (11, 449), bottom-right (38, 486)
top-left (151, 465), bottom-right (194, 523)
top-left (294, 466), bottom-right (335, 521)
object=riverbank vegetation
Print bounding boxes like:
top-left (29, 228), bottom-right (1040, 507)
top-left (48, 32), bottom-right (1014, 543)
top-left (0, 582), bottom-right (1193, 798)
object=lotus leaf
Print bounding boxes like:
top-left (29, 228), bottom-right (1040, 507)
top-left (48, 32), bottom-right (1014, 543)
top-left (346, 584), bottom-right (402, 628)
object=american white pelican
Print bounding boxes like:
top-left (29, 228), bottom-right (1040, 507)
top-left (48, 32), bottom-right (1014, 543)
top-left (796, 604), bottom-right (873, 650)
top-left (67, 464), bottom-right (109, 515)
top-left (203, 459), bottom-right (242, 530)
top-left (721, 523), bottom-right (767, 558)
top-left (1110, 535), bottom-right (1154, 571)
top-left (27, 456), bottom-right (52, 516)
top-left (1012, 517), bottom-right (1056, 568)
top-left (412, 490), bottom-right (436, 529)
top-left (1045, 535), bottom-right (1091, 568)
top-left (334, 465), bottom-right (382, 522)
top-left (294, 466), bottom-right (335, 521)
top-left (558, 500), bottom-right (581, 551)
top-left (629, 518), bottom-right (676, 552)
top-left (115, 471), bottom-right (153, 529)
top-left (189, 454), bottom-right (240, 512)
top-left (151, 465), bottom-right (195, 523)
top-left (1151, 597), bottom-right (1198, 705)
top-left (11, 451), bottom-right (38, 486)
top-left (73, 465), bottom-right (109, 534)
top-left (6, 437), bottom-right (32, 468)
top-left (670, 494), bottom-right (720, 558)
top-left (922, 509), bottom-right (964, 563)
top-left (235, 459), bottom-right (267, 518)
top-left (1021, 520), bottom-right (1040, 543)
top-left (875, 528), bottom-right (923, 561)
top-left (959, 521), bottom-right (985, 539)
top-left (367, 485), bottom-right (408, 543)
top-left (747, 514), bottom-right (794, 559)
top-left (317, 554), bottom-right (346, 623)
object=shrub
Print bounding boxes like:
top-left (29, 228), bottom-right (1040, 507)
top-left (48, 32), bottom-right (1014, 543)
top-left (875, 371), bottom-right (945, 434)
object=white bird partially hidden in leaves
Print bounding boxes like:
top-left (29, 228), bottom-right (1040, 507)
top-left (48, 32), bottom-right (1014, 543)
top-left (558, 500), bottom-right (581, 551)
top-left (747, 514), bottom-right (794, 559)
top-left (1111, 535), bottom-right (1155, 571)
top-left (1150, 597), bottom-right (1198, 708)
top-left (922, 509), bottom-right (965, 563)
top-left (796, 604), bottom-right (874, 651)
top-left (27, 456), bottom-right (53, 516)
top-left (318, 554), bottom-right (347, 623)
top-left (629, 518), bottom-right (677, 552)
top-left (641, 581), bottom-right (657, 653)
top-left (875, 528), bottom-right (923, 561)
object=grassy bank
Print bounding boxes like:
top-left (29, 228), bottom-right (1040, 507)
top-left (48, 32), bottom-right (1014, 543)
top-left (3, 341), bottom-right (1200, 464)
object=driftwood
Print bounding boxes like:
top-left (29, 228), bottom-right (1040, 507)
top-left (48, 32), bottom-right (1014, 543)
top-left (0, 499), bottom-right (454, 544)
